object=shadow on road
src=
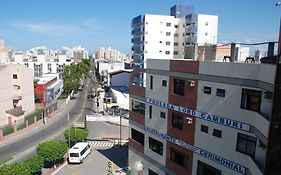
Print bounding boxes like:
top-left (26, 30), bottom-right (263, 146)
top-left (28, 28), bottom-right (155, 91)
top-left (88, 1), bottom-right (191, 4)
top-left (97, 146), bottom-right (128, 168)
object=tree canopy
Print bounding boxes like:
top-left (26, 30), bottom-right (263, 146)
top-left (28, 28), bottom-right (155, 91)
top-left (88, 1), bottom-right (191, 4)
top-left (0, 163), bottom-right (30, 175)
top-left (64, 127), bottom-right (89, 146)
top-left (36, 140), bottom-right (68, 163)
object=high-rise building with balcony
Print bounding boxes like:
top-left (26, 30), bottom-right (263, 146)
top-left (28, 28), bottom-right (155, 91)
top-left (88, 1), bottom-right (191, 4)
top-left (131, 5), bottom-right (218, 69)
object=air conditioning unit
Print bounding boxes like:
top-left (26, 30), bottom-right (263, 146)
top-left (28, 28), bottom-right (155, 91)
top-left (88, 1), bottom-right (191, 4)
top-left (187, 80), bottom-right (195, 87)
top-left (185, 117), bottom-right (193, 124)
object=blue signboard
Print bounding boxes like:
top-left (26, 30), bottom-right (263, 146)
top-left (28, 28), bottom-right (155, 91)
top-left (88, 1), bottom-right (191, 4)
top-left (145, 127), bottom-right (246, 174)
top-left (146, 97), bottom-right (250, 132)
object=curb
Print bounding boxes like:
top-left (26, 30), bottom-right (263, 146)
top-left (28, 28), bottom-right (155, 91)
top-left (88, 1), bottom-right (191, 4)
top-left (50, 161), bottom-right (68, 175)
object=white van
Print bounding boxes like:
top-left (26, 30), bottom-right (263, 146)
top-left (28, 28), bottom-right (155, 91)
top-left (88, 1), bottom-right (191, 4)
top-left (68, 142), bottom-right (91, 163)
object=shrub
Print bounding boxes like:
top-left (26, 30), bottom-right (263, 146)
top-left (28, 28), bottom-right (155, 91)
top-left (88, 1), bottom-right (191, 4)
top-left (23, 155), bottom-right (44, 175)
top-left (64, 127), bottom-right (89, 146)
top-left (0, 163), bottom-right (30, 175)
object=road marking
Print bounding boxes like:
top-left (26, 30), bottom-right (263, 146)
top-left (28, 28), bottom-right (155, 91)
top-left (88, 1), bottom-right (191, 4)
top-left (70, 171), bottom-right (80, 175)
top-left (89, 141), bottom-right (114, 149)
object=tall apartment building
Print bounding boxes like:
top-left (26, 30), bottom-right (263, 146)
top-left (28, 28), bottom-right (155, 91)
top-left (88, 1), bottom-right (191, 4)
top-left (128, 58), bottom-right (281, 175)
top-left (0, 64), bottom-right (35, 123)
top-left (94, 47), bottom-right (128, 62)
top-left (234, 44), bottom-right (250, 62)
top-left (72, 45), bottom-right (89, 60)
top-left (131, 5), bottom-right (218, 69)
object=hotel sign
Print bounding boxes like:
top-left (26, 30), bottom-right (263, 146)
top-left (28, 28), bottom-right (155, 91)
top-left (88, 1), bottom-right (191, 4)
top-left (145, 127), bottom-right (246, 174)
top-left (146, 97), bottom-right (250, 132)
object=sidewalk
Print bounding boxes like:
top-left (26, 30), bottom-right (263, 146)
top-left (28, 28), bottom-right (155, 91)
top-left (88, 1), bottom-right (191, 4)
top-left (0, 91), bottom-right (80, 149)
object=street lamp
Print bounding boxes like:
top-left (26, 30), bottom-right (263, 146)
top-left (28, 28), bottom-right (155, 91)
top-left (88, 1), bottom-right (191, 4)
top-left (134, 161), bottom-right (143, 175)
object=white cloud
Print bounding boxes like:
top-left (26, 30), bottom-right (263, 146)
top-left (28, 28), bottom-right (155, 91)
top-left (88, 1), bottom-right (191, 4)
top-left (10, 19), bottom-right (100, 36)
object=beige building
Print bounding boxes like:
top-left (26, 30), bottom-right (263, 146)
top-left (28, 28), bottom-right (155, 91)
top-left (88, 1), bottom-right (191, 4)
top-left (0, 64), bottom-right (35, 123)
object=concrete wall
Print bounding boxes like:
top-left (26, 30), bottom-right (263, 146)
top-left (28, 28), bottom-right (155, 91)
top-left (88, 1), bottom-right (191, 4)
top-left (197, 14), bottom-right (218, 45)
top-left (199, 61), bottom-right (276, 84)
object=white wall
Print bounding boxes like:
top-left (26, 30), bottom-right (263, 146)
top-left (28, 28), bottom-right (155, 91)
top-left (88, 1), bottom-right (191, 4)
top-left (197, 14), bottom-right (218, 45)
top-left (128, 149), bottom-right (165, 175)
top-left (143, 15), bottom-right (179, 65)
top-left (0, 66), bottom-right (13, 121)
top-left (199, 61), bottom-right (276, 84)
top-left (98, 62), bottom-right (124, 74)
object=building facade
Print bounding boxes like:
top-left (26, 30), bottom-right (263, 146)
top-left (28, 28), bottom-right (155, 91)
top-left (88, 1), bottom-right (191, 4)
top-left (131, 5), bottom-right (218, 69)
top-left (0, 64), bottom-right (35, 123)
top-left (34, 74), bottom-right (63, 105)
top-left (94, 46), bottom-right (129, 62)
top-left (128, 58), bottom-right (281, 175)
top-left (1, 45), bottom-right (88, 78)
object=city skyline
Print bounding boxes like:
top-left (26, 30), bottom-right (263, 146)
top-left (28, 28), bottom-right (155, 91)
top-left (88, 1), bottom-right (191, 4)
top-left (0, 0), bottom-right (280, 53)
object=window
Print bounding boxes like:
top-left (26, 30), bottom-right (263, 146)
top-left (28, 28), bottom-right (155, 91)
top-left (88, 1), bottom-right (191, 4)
top-left (174, 51), bottom-right (178, 55)
top-left (131, 100), bottom-right (145, 115)
top-left (174, 33), bottom-right (179, 37)
top-left (172, 113), bottom-right (183, 130)
top-left (159, 41), bottom-right (162, 43)
top-left (241, 89), bottom-right (262, 112)
top-left (205, 22), bottom-right (209, 26)
top-left (166, 32), bottom-right (171, 36)
top-left (162, 80), bottom-right (167, 87)
top-left (203, 86), bottom-right (211, 94)
top-left (149, 137), bottom-right (163, 155)
top-left (166, 22), bottom-right (171, 27)
top-left (174, 42), bottom-right (178, 46)
top-left (149, 169), bottom-right (158, 175)
top-left (174, 25), bottom-right (178, 28)
top-left (174, 79), bottom-right (185, 96)
top-left (213, 129), bottom-right (222, 138)
top-left (160, 112), bottom-right (166, 119)
top-left (166, 41), bottom-right (171, 45)
top-left (201, 125), bottom-right (208, 133)
top-left (170, 147), bottom-right (188, 168)
top-left (216, 88), bottom-right (225, 97)
top-left (165, 51), bottom-right (170, 55)
top-left (159, 50), bottom-right (162, 53)
top-left (236, 133), bottom-right (257, 157)
top-left (205, 32), bottom-right (208, 36)
top-left (197, 161), bottom-right (221, 175)
top-left (13, 74), bottom-right (17, 79)
top-left (131, 128), bottom-right (144, 145)
top-left (149, 105), bottom-right (152, 119)
top-left (150, 76), bottom-right (153, 89)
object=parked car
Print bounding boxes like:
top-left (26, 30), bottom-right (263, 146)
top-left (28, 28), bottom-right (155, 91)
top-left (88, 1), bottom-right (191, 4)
top-left (113, 167), bottom-right (131, 175)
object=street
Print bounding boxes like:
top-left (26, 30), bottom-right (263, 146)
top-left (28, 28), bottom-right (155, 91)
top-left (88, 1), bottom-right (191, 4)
top-left (0, 77), bottom-right (91, 164)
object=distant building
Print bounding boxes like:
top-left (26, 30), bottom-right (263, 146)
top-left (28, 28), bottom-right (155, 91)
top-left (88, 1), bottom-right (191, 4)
top-left (2, 45), bottom-right (89, 78)
top-left (72, 45), bottom-right (89, 60)
top-left (0, 64), bottom-right (35, 123)
top-left (94, 47), bottom-right (128, 62)
top-left (34, 74), bottom-right (63, 105)
top-left (235, 44), bottom-right (250, 62)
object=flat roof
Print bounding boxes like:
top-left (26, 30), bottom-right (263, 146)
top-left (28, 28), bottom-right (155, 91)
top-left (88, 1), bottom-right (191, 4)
top-left (69, 142), bottom-right (89, 153)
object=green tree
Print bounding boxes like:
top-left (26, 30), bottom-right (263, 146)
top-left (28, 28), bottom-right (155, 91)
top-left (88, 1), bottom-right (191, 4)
top-left (0, 163), bottom-right (30, 175)
top-left (23, 155), bottom-right (44, 175)
top-left (64, 127), bottom-right (89, 146)
top-left (36, 140), bottom-right (68, 167)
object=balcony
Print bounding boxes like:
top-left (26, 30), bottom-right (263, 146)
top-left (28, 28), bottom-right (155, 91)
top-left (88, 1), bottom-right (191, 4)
top-left (185, 36), bottom-right (197, 43)
top-left (132, 15), bottom-right (144, 27)
top-left (186, 26), bottom-right (197, 33)
top-left (132, 26), bottom-right (144, 35)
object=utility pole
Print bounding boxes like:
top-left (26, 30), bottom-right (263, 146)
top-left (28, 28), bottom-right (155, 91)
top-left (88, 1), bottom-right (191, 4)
top-left (68, 113), bottom-right (71, 148)
top-left (119, 109), bottom-right (122, 147)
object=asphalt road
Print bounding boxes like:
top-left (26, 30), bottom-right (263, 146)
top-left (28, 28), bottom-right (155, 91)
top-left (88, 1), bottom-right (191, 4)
top-left (0, 78), bottom-right (96, 164)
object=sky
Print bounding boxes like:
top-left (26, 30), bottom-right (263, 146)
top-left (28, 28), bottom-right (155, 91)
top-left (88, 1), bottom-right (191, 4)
top-left (0, 0), bottom-right (280, 54)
